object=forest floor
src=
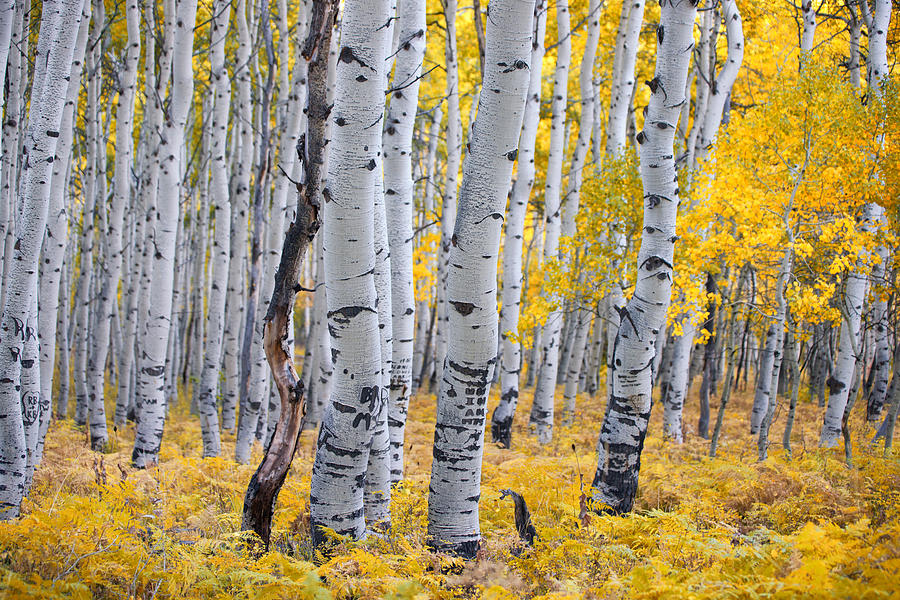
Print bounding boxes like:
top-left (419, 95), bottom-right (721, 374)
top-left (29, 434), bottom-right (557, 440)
top-left (1, 377), bottom-right (899, 599)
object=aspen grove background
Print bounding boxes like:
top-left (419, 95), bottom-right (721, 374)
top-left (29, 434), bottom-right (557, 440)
top-left (1, 0), bottom-right (900, 597)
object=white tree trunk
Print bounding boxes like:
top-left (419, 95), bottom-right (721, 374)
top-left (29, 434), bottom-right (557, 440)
top-left (758, 248), bottom-right (792, 461)
top-left (0, 0), bottom-right (24, 313)
top-left (800, 0), bottom-right (816, 53)
top-left (132, 0), bottom-right (198, 468)
top-left (227, 0), bottom-right (253, 438)
top-left (36, 0), bottom-right (90, 443)
top-left (427, 0), bottom-right (534, 557)
top-left (562, 305), bottom-right (592, 422)
top-left (530, 0), bottom-right (570, 445)
top-left (382, 0), bottom-right (425, 482)
top-left (821, 203), bottom-right (884, 446)
top-left (491, 0), bottom-right (546, 448)
top-left (198, 0), bottom-right (232, 458)
top-left (749, 321), bottom-right (777, 433)
top-left (86, 0), bottom-right (138, 450)
top-left (433, 0), bottom-right (462, 388)
top-left (662, 320), bottom-right (695, 442)
top-left (411, 107), bottom-right (441, 389)
top-left (309, 0), bottom-right (391, 545)
top-left (591, 0), bottom-right (697, 515)
top-left (560, 0), bottom-right (601, 239)
top-left (0, 0), bottom-right (85, 518)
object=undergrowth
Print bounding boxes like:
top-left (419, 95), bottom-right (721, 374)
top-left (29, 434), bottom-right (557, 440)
top-left (1, 378), bottom-right (899, 599)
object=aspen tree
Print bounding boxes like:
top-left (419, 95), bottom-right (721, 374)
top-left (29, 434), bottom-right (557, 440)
top-left (86, 0), bottom-right (139, 451)
top-left (0, 0), bottom-right (24, 311)
top-left (666, 0), bottom-right (743, 440)
top-left (383, 0), bottom-right (426, 482)
top-left (560, 0), bottom-right (602, 239)
top-left (434, 0), bottom-right (462, 388)
top-left (491, 0), bottom-right (547, 449)
top-left (36, 0), bottom-right (90, 441)
top-left (427, 0), bottom-right (534, 557)
top-left (411, 107), bottom-right (442, 390)
top-left (591, 0), bottom-right (697, 514)
top-left (0, 0), bottom-right (85, 518)
top-left (198, 0), bottom-right (232, 458)
top-left (601, 0), bottom-right (645, 358)
top-left (530, 0), bottom-right (570, 445)
top-left (228, 0), bottom-right (254, 440)
top-left (821, 0), bottom-right (890, 448)
top-left (309, 0), bottom-right (392, 546)
top-left (132, 0), bottom-right (198, 468)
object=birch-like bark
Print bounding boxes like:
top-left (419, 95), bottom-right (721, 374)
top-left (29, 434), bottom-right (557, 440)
top-left (749, 321), bottom-right (777, 433)
top-left (56, 243), bottom-right (74, 418)
top-left (197, 0), bottom-right (232, 458)
top-left (132, 0), bottom-right (198, 468)
top-left (662, 320), bottom-right (695, 442)
top-left (562, 305), bottom-right (592, 423)
top-left (606, 0), bottom-right (646, 157)
top-left (241, 0), bottom-right (278, 459)
top-left (367, 157), bottom-right (393, 526)
top-left (709, 268), bottom-right (746, 457)
top-left (491, 0), bottom-right (546, 449)
top-left (601, 0), bottom-right (645, 353)
top-left (309, 0), bottom-right (391, 546)
top-left (560, 0), bottom-right (601, 239)
top-left (821, 204), bottom-right (884, 446)
top-left (226, 0), bottom-right (253, 436)
top-left (411, 107), bottom-right (441, 390)
top-left (86, 0), bottom-right (138, 450)
top-left (382, 0), bottom-right (425, 482)
top-left (0, 0), bottom-right (24, 312)
top-left (591, 0), bottom-right (697, 515)
top-left (0, 0), bottom-right (84, 518)
top-left (37, 0), bottom-right (90, 431)
top-left (863, 0), bottom-right (892, 421)
top-left (758, 248), bottom-right (792, 461)
top-left (867, 246), bottom-right (890, 420)
top-left (73, 23), bottom-right (101, 427)
top-left (427, 0), bottom-right (534, 557)
top-left (434, 0), bottom-right (462, 388)
top-left (800, 0), bottom-right (816, 53)
top-left (530, 0), bottom-right (570, 445)
top-left (696, 0), bottom-right (743, 156)
top-left (781, 319), bottom-right (802, 456)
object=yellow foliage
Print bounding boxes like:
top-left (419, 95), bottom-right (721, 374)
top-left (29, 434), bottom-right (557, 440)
top-left (3, 376), bottom-right (900, 598)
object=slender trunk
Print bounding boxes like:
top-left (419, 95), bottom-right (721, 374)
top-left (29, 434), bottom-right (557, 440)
top-left (491, 0), bottom-right (546, 449)
top-left (591, 0), bottom-right (697, 515)
top-left (227, 0), bottom-right (253, 438)
top-left (434, 0), bottom-right (462, 389)
top-left (132, 0), bottom-right (198, 468)
top-left (561, 0), bottom-right (601, 230)
top-left (0, 0), bottom-right (85, 518)
top-left (757, 248), bottom-right (792, 461)
top-left (241, 3), bottom-right (327, 533)
top-left (530, 0), bottom-right (571, 445)
top-left (562, 305), bottom-right (592, 423)
top-left (427, 0), bottom-right (534, 557)
top-left (309, 0), bottom-right (391, 546)
top-left (87, 0), bottom-right (138, 450)
top-left (662, 319), bottom-right (695, 443)
top-left (821, 204), bottom-right (882, 446)
top-left (197, 0), bottom-right (232, 458)
top-left (383, 0), bottom-right (426, 482)
top-left (781, 319), bottom-right (802, 457)
top-left (37, 0), bottom-right (90, 432)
